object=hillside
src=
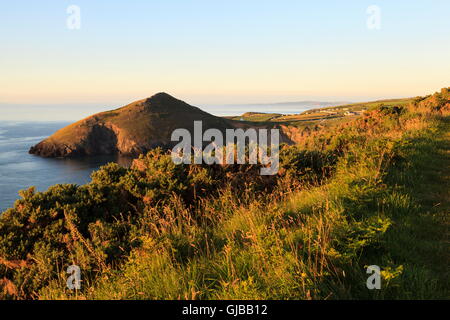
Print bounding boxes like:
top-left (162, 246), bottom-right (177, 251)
top-left (29, 93), bottom-right (414, 159)
top-left (1, 87), bottom-right (449, 300)
top-left (29, 93), bottom-right (236, 157)
top-left (229, 97), bottom-right (414, 123)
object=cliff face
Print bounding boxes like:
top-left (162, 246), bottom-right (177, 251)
top-left (29, 122), bottom-right (122, 157)
top-left (29, 93), bottom-right (235, 158)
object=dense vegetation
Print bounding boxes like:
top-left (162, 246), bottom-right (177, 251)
top-left (1, 88), bottom-right (449, 300)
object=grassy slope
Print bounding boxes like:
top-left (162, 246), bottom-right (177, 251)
top-left (227, 98), bottom-right (414, 139)
top-left (228, 98), bottom-right (413, 123)
top-left (380, 116), bottom-right (449, 298)
top-left (329, 98), bottom-right (414, 111)
top-left (38, 103), bottom-right (449, 300)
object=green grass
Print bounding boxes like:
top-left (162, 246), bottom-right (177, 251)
top-left (228, 112), bottom-right (283, 122)
top-left (40, 114), bottom-right (450, 300)
top-left (320, 98), bottom-right (414, 112)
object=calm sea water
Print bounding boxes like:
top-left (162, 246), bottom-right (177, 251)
top-left (0, 121), bottom-right (132, 212)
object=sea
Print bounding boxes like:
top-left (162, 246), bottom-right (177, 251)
top-left (0, 121), bottom-right (135, 212)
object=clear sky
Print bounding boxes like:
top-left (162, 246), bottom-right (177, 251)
top-left (1, 0), bottom-right (449, 111)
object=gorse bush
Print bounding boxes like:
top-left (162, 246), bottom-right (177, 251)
top-left (0, 88), bottom-right (449, 299)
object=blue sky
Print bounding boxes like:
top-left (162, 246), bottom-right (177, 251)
top-left (1, 0), bottom-right (449, 116)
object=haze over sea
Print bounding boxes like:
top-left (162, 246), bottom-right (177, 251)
top-left (0, 102), bottom-right (337, 212)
